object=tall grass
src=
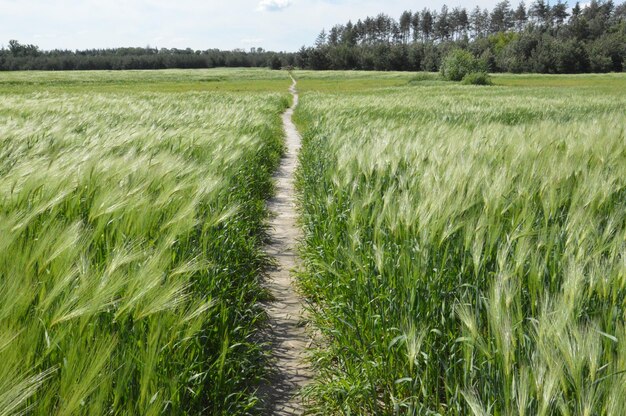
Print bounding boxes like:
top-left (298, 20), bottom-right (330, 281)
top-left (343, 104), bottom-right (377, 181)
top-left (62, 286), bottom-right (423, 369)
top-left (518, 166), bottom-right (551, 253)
top-left (0, 71), bottom-right (289, 414)
top-left (294, 75), bottom-right (626, 414)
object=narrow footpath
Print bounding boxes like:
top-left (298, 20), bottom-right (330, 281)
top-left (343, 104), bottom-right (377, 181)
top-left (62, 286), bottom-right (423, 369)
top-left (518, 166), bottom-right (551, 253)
top-left (261, 76), bottom-right (311, 415)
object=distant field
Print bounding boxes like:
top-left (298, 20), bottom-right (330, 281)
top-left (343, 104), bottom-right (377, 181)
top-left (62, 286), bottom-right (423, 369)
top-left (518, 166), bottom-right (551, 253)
top-left (0, 69), bottom-right (289, 414)
top-left (294, 72), bottom-right (626, 414)
top-left (493, 72), bottom-right (626, 91)
top-left (0, 68), bottom-right (289, 94)
top-left (296, 70), bottom-right (626, 93)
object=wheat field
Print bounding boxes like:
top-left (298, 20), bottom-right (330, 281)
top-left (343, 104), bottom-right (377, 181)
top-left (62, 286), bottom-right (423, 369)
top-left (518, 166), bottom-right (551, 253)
top-left (294, 72), bottom-right (626, 415)
top-left (2, 68), bottom-right (626, 415)
top-left (0, 69), bottom-right (289, 414)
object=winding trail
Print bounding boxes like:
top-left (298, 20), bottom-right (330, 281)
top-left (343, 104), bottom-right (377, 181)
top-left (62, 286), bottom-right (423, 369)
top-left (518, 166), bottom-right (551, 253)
top-left (261, 76), bottom-right (311, 414)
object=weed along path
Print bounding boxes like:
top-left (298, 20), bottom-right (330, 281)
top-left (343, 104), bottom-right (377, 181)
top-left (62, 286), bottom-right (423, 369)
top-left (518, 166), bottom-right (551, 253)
top-left (261, 75), bottom-right (311, 414)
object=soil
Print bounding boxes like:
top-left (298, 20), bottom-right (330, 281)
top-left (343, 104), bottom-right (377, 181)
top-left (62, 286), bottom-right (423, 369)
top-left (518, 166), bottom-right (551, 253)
top-left (260, 76), bottom-right (312, 415)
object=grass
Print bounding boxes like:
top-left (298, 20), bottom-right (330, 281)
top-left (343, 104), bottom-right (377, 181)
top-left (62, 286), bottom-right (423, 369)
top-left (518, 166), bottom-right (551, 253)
top-left (493, 73), bottom-right (626, 91)
top-left (293, 72), bottom-right (626, 415)
top-left (0, 69), bottom-right (290, 414)
top-left (3, 67), bottom-right (626, 415)
top-left (295, 70), bottom-right (420, 93)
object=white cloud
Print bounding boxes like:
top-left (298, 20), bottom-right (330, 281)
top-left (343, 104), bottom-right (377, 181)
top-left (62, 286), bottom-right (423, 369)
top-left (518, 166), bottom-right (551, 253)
top-left (257, 0), bottom-right (292, 12)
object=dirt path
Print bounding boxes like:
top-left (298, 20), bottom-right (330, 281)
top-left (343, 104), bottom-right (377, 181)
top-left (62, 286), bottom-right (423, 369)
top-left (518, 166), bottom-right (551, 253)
top-left (260, 75), bottom-right (311, 415)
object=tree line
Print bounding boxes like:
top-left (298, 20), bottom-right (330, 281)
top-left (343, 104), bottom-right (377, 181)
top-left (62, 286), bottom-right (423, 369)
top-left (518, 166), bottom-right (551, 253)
top-left (2, 0), bottom-right (625, 74)
top-left (0, 41), bottom-right (296, 71)
top-left (298, 0), bottom-right (626, 73)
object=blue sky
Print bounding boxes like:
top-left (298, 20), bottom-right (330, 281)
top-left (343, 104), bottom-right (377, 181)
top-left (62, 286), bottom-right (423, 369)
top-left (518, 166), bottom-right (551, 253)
top-left (1, 0), bottom-right (503, 52)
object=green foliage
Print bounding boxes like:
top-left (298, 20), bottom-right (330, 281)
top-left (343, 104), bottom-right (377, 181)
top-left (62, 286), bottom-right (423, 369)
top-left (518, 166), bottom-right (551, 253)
top-left (488, 31), bottom-right (519, 54)
top-left (440, 49), bottom-right (485, 81)
top-left (7, 39), bottom-right (40, 57)
top-left (0, 44), bottom-right (298, 71)
top-left (295, 1), bottom-right (626, 74)
top-left (268, 54), bottom-right (282, 70)
top-left (461, 71), bottom-right (493, 85)
top-left (294, 72), bottom-right (626, 415)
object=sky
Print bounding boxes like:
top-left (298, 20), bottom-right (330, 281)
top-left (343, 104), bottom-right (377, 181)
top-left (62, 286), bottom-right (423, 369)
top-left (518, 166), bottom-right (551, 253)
top-left (0, 0), bottom-right (504, 52)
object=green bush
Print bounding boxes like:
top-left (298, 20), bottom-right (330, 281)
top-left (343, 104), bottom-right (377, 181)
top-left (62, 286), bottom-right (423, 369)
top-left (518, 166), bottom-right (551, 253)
top-left (440, 49), bottom-right (484, 81)
top-left (461, 71), bottom-right (493, 85)
top-left (268, 55), bottom-right (282, 70)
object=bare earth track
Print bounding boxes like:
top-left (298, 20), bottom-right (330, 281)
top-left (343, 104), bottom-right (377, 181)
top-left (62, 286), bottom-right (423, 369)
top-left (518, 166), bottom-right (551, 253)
top-left (261, 76), bottom-right (312, 415)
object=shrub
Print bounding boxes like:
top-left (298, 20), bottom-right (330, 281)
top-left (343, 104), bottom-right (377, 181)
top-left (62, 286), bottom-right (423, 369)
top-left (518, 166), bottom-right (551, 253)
top-left (268, 55), bottom-right (282, 70)
top-left (461, 71), bottom-right (493, 85)
top-left (440, 49), bottom-right (484, 81)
